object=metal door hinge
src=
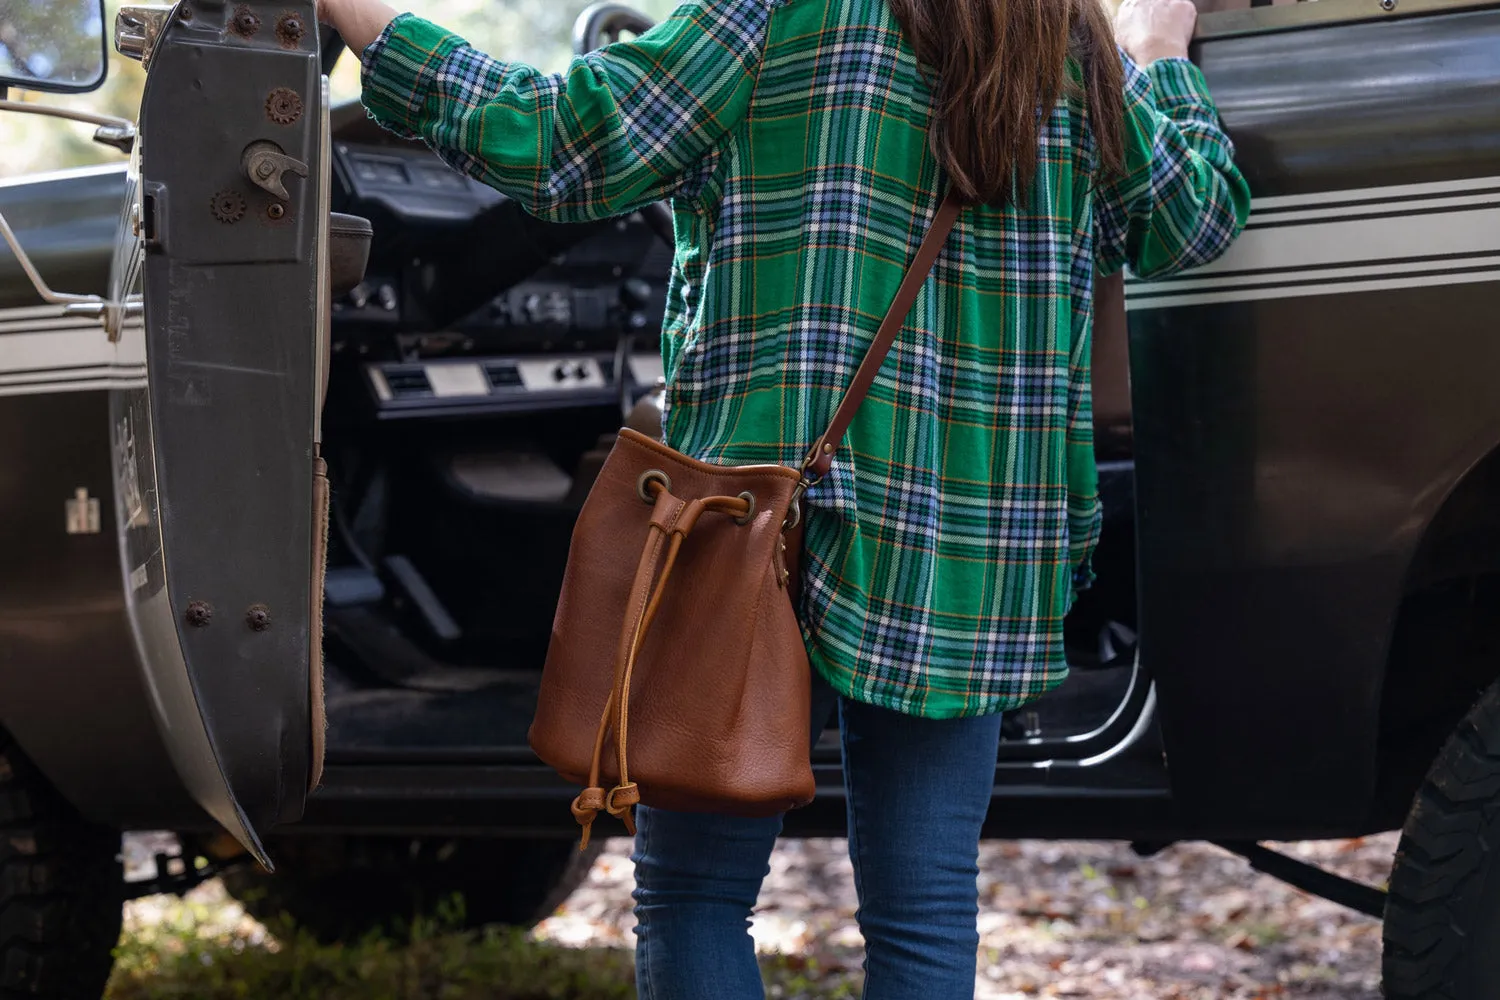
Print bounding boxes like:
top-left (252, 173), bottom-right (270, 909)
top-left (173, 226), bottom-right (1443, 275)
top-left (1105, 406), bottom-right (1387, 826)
top-left (115, 6), bottom-right (173, 69)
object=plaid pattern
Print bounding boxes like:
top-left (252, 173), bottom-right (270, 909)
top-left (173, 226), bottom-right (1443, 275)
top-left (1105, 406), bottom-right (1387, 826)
top-left (362, 2), bottom-right (1250, 718)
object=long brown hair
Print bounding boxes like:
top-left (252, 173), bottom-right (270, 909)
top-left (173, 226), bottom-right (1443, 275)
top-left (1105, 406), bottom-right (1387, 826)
top-left (887, 0), bottom-right (1126, 205)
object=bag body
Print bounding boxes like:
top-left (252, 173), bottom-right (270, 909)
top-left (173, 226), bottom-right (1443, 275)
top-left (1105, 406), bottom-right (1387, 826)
top-left (530, 429), bottom-right (814, 841)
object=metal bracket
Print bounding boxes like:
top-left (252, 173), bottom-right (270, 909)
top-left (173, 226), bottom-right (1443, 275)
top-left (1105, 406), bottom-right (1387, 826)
top-left (121, 851), bottom-right (243, 902)
top-left (0, 206), bottom-right (107, 312)
top-left (0, 100), bottom-right (141, 330)
top-left (0, 99), bottom-right (136, 153)
top-left (115, 5), bottom-right (174, 70)
top-left (242, 140), bottom-right (309, 201)
top-left (1213, 841), bottom-right (1388, 919)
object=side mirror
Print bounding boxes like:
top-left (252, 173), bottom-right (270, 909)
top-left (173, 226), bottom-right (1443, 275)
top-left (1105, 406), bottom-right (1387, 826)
top-left (0, 0), bottom-right (108, 94)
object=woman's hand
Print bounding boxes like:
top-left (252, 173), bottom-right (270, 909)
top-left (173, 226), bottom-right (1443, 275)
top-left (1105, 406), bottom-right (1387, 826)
top-left (315, 0), bottom-right (400, 54)
top-left (1114, 0), bottom-right (1197, 65)
top-left (313, 0), bottom-right (342, 29)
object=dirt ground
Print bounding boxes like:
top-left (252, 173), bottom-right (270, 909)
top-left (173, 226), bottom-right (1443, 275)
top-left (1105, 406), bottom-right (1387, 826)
top-left (534, 834), bottom-right (1396, 999)
top-left (126, 831), bottom-right (1397, 998)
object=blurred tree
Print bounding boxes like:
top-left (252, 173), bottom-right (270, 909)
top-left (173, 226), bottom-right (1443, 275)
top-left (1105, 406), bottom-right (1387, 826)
top-left (0, 0), bottom-right (682, 179)
top-left (0, 0), bottom-right (1132, 178)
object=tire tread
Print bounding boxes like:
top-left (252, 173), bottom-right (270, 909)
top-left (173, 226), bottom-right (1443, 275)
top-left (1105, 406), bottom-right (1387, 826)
top-left (1385, 680), bottom-right (1500, 999)
top-left (0, 734), bottom-right (121, 1000)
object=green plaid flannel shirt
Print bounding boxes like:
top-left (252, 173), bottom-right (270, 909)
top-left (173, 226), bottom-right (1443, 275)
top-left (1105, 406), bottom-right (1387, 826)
top-left (362, 0), bottom-right (1250, 718)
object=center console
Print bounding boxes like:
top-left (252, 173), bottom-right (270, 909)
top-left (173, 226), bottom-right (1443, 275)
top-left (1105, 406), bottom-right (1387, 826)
top-left (362, 350), bottom-right (665, 419)
top-left (328, 140), bottom-right (672, 422)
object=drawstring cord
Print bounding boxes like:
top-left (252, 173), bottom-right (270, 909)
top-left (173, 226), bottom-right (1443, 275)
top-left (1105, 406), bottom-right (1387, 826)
top-left (570, 480), bottom-right (753, 849)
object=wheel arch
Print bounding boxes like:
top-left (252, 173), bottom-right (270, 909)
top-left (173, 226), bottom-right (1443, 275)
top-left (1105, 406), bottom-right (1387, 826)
top-left (1372, 442), bottom-right (1500, 828)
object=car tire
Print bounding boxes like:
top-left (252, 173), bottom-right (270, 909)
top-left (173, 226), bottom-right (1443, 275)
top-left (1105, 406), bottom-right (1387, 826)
top-left (0, 735), bottom-right (123, 1000)
top-left (1384, 678), bottom-right (1500, 999)
top-left (222, 835), bottom-right (601, 943)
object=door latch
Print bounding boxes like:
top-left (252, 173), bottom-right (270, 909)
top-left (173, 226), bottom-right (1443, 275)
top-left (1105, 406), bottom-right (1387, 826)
top-left (241, 140), bottom-right (308, 201)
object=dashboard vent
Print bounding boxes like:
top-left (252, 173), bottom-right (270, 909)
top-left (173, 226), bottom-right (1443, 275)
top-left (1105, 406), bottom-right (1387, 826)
top-left (383, 365), bottom-right (432, 397)
top-left (485, 362), bottom-right (523, 390)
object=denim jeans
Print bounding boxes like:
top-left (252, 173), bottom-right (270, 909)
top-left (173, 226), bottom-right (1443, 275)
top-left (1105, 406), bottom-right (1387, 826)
top-left (631, 677), bottom-right (1004, 1000)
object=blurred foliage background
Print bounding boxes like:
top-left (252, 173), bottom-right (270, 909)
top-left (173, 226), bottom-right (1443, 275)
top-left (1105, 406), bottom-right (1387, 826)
top-left (0, 0), bottom-right (680, 179)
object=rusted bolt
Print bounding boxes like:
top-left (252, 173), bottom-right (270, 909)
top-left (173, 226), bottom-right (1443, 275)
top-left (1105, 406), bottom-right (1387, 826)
top-left (267, 203), bottom-right (285, 220)
top-left (246, 605), bottom-right (272, 632)
top-left (184, 601), bottom-right (213, 627)
top-left (255, 161), bottom-right (275, 179)
top-left (276, 12), bottom-right (305, 46)
top-left (231, 5), bottom-right (260, 36)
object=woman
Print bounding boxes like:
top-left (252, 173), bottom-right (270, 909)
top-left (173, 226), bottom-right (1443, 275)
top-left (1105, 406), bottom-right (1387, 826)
top-left (318, 0), bottom-right (1250, 993)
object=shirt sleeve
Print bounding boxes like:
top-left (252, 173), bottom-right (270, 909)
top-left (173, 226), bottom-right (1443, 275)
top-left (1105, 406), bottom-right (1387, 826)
top-left (359, 1), bottom-right (772, 223)
top-left (1095, 52), bottom-right (1252, 279)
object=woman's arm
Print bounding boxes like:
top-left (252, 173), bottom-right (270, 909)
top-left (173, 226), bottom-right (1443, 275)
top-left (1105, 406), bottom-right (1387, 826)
top-left (318, 0), bottom-right (770, 223)
top-left (1097, 0), bottom-right (1252, 279)
top-left (318, 0), bottom-right (398, 53)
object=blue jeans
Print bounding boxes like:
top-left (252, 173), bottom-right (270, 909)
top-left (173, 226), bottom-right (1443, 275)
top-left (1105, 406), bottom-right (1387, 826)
top-left (631, 679), bottom-right (1003, 1000)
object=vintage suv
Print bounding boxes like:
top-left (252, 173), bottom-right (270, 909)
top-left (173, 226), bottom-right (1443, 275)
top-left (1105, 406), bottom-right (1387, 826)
top-left (0, 0), bottom-right (1497, 996)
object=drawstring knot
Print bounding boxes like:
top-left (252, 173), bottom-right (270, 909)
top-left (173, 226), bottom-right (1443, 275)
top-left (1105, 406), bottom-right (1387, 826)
top-left (570, 786), bottom-right (607, 849)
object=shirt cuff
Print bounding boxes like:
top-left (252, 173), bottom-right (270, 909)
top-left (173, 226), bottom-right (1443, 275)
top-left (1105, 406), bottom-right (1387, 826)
top-left (1144, 57), bottom-right (1215, 110)
top-left (359, 12), bottom-right (466, 139)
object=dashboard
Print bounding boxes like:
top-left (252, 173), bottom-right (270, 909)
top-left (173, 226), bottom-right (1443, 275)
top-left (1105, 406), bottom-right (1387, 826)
top-left (327, 138), bottom-right (671, 421)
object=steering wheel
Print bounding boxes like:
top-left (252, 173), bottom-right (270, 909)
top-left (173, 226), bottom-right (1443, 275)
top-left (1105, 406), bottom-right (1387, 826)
top-left (573, 2), bottom-right (658, 51)
top-left (572, 3), bottom-right (676, 247)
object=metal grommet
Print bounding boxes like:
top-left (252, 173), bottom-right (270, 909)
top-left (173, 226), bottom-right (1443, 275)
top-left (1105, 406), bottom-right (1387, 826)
top-left (736, 491), bottom-right (757, 525)
top-left (636, 469), bottom-right (671, 504)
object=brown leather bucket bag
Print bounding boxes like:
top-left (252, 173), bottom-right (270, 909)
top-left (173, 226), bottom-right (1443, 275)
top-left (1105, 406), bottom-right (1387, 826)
top-left (530, 192), bottom-right (963, 847)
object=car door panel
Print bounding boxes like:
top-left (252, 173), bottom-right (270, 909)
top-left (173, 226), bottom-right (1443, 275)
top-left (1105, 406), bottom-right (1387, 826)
top-left (115, 0), bottom-right (327, 865)
top-left (1129, 5), bottom-right (1500, 829)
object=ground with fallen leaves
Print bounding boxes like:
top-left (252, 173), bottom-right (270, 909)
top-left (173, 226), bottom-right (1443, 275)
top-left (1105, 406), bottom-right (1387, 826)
top-left (122, 831), bottom-right (1396, 998)
top-left (533, 834), bottom-right (1395, 999)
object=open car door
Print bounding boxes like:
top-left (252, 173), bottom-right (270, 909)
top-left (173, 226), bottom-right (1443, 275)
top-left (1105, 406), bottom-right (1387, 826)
top-left (111, 0), bottom-right (336, 868)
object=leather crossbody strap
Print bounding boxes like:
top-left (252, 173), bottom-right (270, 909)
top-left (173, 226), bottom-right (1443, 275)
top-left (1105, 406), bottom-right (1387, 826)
top-left (800, 189), bottom-right (965, 482)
